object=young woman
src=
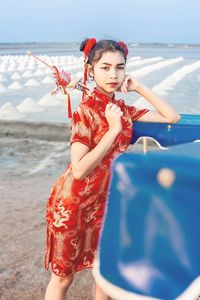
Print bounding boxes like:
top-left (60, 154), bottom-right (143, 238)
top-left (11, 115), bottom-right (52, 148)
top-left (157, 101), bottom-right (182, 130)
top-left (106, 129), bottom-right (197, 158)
top-left (45, 38), bottom-right (180, 300)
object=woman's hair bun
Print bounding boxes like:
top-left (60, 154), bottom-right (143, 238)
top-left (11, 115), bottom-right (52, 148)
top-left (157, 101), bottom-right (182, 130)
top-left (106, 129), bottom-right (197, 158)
top-left (80, 39), bottom-right (89, 52)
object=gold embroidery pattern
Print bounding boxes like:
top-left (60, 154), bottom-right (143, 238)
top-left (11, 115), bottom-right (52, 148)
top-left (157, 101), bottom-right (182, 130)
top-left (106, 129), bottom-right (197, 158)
top-left (92, 111), bottom-right (102, 126)
top-left (54, 231), bottom-right (66, 260)
top-left (98, 170), bottom-right (109, 194)
top-left (70, 237), bottom-right (80, 260)
top-left (52, 263), bottom-right (67, 276)
top-left (78, 174), bottom-right (97, 197)
top-left (53, 202), bottom-right (71, 228)
top-left (71, 121), bottom-right (91, 138)
top-left (80, 105), bottom-right (93, 122)
top-left (84, 201), bottom-right (100, 223)
top-left (83, 255), bottom-right (92, 267)
top-left (76, 194), bottom-right (99, 230)
top-left (84, 228), bottom-right (94, 252)
top-left (58, 171), bottom-right (73, 199)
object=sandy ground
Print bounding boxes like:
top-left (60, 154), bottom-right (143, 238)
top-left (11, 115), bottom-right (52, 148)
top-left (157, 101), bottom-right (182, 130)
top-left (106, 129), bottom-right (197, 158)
top-left (0, 125), bottom-right (156, 300)
top-left (0, 172), bottom-right (95, 300)
top-left (0, 130), bottom-right (96, 300)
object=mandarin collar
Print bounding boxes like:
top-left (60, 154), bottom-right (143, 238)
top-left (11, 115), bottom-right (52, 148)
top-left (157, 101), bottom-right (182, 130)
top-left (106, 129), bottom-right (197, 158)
top-left (93, 88), bottom-right (115, 103)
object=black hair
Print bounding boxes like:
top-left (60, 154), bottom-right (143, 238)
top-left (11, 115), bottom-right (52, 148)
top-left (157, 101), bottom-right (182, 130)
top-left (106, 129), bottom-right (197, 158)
top-left (80, 39), bottom-right (127, 65)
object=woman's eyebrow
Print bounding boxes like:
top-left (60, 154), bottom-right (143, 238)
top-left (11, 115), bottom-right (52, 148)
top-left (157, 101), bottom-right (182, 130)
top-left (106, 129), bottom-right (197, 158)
top-left (101, 62), bottom-right (125, 66)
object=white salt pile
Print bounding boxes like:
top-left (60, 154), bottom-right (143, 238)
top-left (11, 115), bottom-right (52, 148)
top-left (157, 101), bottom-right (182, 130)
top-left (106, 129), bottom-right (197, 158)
top-left (0, 83), bottom-right (7, 93)
top-left (22, 70), bottom-right (35, 78)
top-left (11, 72), bottom-right (21, 80)
top-left (38, 93), bottom-right (65, 106)
top-left (153, 60), bottom-right (200, 96)
top-left (17, 97), bottom-right (45, 113)
top-left (44, 69), bottom-right (52, 75)
top-left (132, 57), bottom-right (184, 78)
top-left (42, 76), bottom-right (54, 84)
top-left (26, 64), bottom-right (36, 70)
top-left (0, 67), bottom-right (7, 73)
top-left (0, 102), bottom-right (23, 119)
top-left (7, 65), bottom-right (16, 72)
top-left (8, 81), bottom-right (23, 90)
top-left (0, 74), bottom-right (7, 82)
top-left (17, 65), bottom-right (26, 71)
top-left (24, 79), bottom-right (40, 87)
top-left (34, 69), bottom-right (45, 76)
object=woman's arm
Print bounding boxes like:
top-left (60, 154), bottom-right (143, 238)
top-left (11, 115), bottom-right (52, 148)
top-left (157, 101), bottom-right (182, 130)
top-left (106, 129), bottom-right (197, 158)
top-left (71, 103), bottom-right (122, 180)
top-left (71, 128), bottom-right (118, 180)
top-left (135, 85), bottom-right (180, 123)
top-left (120, 75), bottom-right (180, 123)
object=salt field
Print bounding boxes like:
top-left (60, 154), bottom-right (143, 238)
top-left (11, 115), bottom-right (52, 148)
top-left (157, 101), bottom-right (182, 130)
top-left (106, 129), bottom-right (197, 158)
top-left (0, 44), bottom-right (200, 124)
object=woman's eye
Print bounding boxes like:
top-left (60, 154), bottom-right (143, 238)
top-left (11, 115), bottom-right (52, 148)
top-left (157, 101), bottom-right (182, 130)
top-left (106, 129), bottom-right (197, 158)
top-left (118, 66), bottom-right (125, 70)
top-left (101, 67), bottom-right (109, 70)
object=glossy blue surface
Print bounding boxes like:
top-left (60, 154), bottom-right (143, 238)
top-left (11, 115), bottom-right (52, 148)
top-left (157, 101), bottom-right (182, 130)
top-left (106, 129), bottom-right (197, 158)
top-left (98, 143), bottom-right (200, 299)
top-left (131, 114), bottom-right (200, 146)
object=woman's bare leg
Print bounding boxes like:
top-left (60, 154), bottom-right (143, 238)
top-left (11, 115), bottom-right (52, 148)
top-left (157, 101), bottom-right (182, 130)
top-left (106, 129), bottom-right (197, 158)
top-left (93, 282), bottom-right (110, 300)
top-left (45, 271), bottom-right (73, 300)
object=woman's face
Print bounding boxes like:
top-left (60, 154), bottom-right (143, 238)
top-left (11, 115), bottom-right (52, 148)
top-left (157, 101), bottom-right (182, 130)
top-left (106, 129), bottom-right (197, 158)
top-left (90, 50), bottom-right (126, 98)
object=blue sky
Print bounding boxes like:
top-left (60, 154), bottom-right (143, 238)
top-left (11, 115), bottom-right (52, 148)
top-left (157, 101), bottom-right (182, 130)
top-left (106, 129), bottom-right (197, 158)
top-left (1, 0), bottom-right (200, 44)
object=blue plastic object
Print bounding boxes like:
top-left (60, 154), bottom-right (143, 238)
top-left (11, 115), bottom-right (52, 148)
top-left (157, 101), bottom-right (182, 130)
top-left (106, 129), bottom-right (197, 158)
top-left (131, 114), bottom-right (200, 147)
top-left (93, 142), bottom-right (200, 300)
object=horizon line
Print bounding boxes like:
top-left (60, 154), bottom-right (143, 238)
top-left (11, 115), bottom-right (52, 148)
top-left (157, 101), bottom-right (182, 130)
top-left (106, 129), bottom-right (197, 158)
top-left (0, 41), bottom-right (200, 46)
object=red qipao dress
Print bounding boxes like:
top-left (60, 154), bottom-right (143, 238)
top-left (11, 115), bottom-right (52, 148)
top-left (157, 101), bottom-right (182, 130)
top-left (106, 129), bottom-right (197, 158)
top-left (45, 88), bottom-right (149, 277)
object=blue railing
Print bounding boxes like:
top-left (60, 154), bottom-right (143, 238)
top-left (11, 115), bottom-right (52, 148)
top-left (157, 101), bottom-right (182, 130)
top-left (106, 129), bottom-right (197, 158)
top-left (131, 114), bottom-right (200, 148)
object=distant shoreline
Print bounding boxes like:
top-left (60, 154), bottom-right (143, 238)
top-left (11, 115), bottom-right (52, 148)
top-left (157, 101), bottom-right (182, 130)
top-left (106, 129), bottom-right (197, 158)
top-left (1, 42), bottom-right (200, 57)
top-left (1, 42), bottom-right (200, 48)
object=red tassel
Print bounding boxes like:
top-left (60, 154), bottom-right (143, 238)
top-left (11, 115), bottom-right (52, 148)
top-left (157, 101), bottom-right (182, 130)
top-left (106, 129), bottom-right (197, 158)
top-left (62, 87), bottom-right (72, 118)
top-left (66, 93), bottom-right (72, 118)
top-left (118, 41), bottom-right (129, 57)
top-left (83, 58), bottom-right (87, 86)
top-left (82, 57), bottom-right (87, 102)
top-left (82, 38), bottom-right (96, 102)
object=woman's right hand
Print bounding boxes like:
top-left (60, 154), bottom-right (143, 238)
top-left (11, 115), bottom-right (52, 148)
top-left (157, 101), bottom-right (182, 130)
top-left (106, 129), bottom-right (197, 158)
top-left (105, 103), bottom-right (123, 134)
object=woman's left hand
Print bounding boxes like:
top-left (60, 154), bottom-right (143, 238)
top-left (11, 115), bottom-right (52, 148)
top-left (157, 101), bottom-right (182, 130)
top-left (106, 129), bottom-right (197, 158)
top-left (118, 75), bottom-right (141, 93)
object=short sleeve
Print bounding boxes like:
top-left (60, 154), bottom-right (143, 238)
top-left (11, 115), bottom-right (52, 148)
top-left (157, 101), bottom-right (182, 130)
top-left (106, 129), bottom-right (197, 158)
top-left (70, 104), bottom-right (93, 148)
top-left (126, 105), bottom-right (149, 122)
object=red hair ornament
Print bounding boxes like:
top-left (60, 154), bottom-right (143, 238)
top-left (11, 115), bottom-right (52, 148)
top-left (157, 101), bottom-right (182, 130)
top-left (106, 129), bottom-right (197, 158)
top-left (83, 38), bottom-right (96, 57)
top-left (83, 38), bottom-right (97, 91)
top-left (118, 41), bottom-right (129, 57)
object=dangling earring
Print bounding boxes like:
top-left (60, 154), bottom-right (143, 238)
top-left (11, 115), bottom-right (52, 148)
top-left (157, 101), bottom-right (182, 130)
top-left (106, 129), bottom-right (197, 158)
top-left (88, 67), bottom-right (94, 81)
top-left (90, 74), bottom-right (94, 81)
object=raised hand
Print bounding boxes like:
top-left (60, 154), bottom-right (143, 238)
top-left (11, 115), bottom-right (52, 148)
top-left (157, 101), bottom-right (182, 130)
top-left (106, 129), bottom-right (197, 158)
top-left (118, 74), bottom-right (140, 93)
top-left (105, 103), bottom-right (123, 133)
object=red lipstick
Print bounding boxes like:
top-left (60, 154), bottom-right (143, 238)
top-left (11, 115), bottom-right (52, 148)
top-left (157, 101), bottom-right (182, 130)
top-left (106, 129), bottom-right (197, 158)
top-left (108, 83), bottom-right (118, 87)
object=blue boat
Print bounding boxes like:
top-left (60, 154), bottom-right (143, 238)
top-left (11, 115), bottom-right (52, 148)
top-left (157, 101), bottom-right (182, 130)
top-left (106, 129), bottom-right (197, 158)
top-left (93, 114), bottom-right (200, 300)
